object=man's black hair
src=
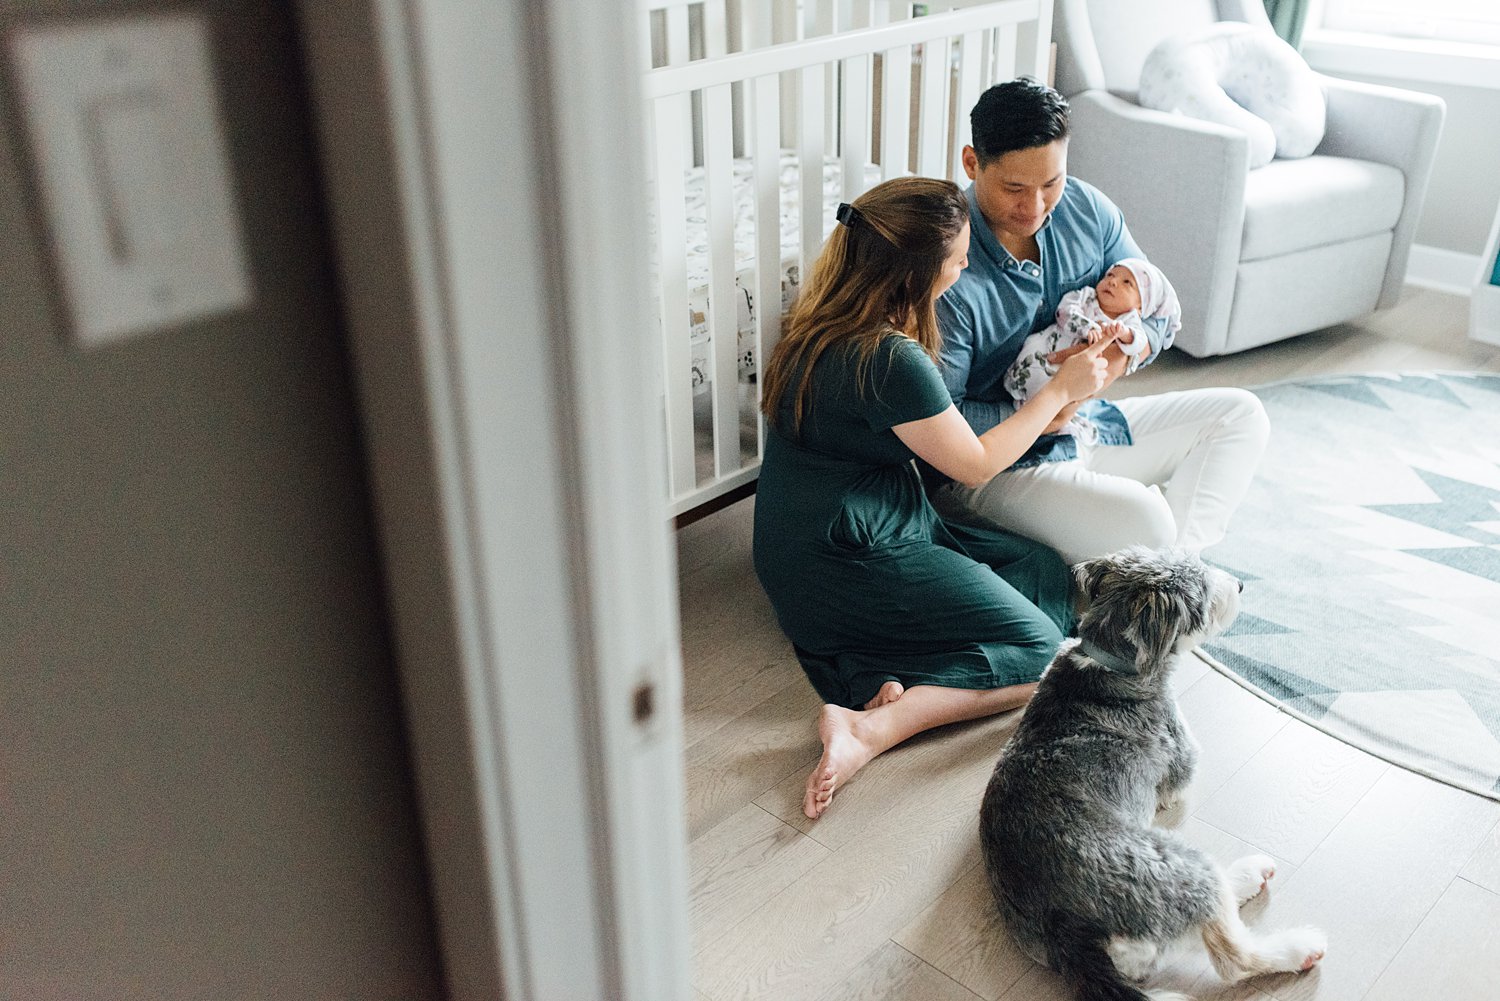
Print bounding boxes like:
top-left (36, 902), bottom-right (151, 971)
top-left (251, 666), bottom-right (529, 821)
top-left (969, 77), bottom-right (1070, 166)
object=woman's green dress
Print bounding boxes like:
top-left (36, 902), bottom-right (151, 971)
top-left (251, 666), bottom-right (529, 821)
top-left (752, 333), bottom-right (1074, 709)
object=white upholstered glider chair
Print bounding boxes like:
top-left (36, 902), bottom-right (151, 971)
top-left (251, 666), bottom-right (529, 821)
top-left (1052, 0), bottom-right (1445, 357)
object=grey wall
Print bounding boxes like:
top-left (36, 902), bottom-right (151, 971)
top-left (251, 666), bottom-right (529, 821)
top-left (1334, 74), bottom-right (1500, 256)
top-left (0, 2), bottom-right (445, 999)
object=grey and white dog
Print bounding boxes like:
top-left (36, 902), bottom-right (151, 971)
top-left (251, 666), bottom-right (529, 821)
top-left (979, 547), bottom-right (1326, 1001)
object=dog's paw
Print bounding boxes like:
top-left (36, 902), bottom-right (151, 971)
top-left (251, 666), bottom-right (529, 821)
top-left (1154, 793), bottom-right (1189, 829)
top-left (1261, 926), bottom-right (1327, 974)
top-left (1226, 854), bottom-right (1277, 904)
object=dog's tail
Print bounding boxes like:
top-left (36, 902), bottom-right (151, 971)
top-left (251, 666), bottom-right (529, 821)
top-left (1046, 915), bottom-right (1192, 1001)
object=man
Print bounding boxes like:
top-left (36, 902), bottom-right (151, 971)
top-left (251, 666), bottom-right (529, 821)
top-left (930, 78), bottom-right (1269, 564)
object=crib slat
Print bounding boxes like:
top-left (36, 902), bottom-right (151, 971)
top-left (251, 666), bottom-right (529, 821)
top-left (775, 0), bottom-right (799, 149)
top-left (993, 22), bottom-right (1018, 87)
top-left (751, 73), bottom-right (781, 461)
top-left (664, 3), bottom-right (694, 168)
top-left (663, 4), bottom-right (690, 63)
top-left (840, 52), bottom-right (870, 202)
top-left (709, 0), bottom-right (747, 156)
top-left (977, 20), bottom-right (993, 85)
top-left (879, 42), bottom-right (910, 180)
top-left (801, 0), bottom-right (837, 158)
top-left (703, 0), bottom-right (727, 56)
top-left (917, 35), bottom-right (948, 179)
top-left (643, 5), bottom-right (657, 70)
top-left (1016, 0), bottom-right (1052, 84)
top-left (652, 93), bottom-right (697, 498)
top-left (798, 63), bottom-right (827, 283)
top-left (878, 0), bottom-right (911, 180)
top-left (742, 0), bottom-right (772, 49)
top-left (951, 30), bottom-right (983, 181)
top-left (702, 82), bottom-right (741, 479)
top-left (804, 0), bottom-right (833, 36)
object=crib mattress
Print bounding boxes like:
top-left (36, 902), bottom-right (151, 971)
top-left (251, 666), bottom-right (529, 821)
top-left (673, 151), bottom-right (883, 391)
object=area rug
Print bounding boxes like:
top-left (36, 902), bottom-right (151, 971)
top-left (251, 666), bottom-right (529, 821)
top-left (1199, 372), bottom-right (1500, 801)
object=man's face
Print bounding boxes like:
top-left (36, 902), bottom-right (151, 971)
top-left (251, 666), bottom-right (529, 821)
top-left (964, 138), bottom-right (1068, 242)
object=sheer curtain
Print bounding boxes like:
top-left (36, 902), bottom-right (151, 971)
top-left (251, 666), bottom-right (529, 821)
top-left (1263, 0), bottom-right (1311, 47)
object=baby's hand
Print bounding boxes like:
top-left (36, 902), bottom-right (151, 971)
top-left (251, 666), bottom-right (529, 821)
top-left (1100, 320), bottom-right (1133, 345)
top-left (1084, 324), bottom-right (1108, 346)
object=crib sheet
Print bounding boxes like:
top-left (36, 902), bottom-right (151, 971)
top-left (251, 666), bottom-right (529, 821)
top-left (674, 151), bottom-right (883, 393)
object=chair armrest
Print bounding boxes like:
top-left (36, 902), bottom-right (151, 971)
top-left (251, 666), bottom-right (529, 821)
top-left (1316, 75), bottom-right (1446, 308)
top-left (1316, 74), bottom-right (1445, 172)
top-left (1068, 91), bottom-right (1251, 356)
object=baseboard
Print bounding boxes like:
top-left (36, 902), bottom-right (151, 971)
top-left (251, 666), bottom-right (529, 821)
top-left (1405, 244), bottom-right (1481, 296)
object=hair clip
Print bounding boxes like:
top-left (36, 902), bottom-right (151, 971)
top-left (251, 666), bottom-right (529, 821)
top-left (835, 202), bottom-right (861, 227)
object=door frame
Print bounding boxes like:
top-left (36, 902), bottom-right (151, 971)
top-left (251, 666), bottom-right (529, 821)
top-left (295, 2), bottom-right (692, 998)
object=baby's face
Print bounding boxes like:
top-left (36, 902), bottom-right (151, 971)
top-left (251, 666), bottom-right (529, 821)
top-left (1096, 265), bottom-right (1142, 317)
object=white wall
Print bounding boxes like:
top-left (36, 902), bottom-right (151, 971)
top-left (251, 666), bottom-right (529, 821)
top-left (1339, 76), bottom-right (1499, 257)
top-left (1303, 38), bottom-right (1500, 260)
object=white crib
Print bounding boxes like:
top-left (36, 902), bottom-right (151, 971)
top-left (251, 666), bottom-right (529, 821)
top-left (643, 0), bottom-right (1054, 519)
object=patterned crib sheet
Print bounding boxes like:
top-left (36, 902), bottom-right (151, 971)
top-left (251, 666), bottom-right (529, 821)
top-left (670, 151), bottom-right (883, 393)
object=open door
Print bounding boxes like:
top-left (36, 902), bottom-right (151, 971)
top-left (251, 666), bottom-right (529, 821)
top-left (296, 2), bottom-right (692, 999)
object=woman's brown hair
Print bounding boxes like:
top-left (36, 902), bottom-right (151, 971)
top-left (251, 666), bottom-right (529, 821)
top-left (761, 176), bottom-right (969, 434)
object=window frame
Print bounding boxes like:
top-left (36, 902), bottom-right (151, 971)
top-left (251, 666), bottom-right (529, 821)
top-left (1318, 0), bottom-right (1500, 48)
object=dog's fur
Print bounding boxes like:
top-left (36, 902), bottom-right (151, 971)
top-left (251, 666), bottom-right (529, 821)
top-left (979, 547), bottom-right (1326, 1001)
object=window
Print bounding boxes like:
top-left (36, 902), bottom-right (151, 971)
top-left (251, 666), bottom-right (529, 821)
top-left (1319, 0), bottom-right (1500, 47)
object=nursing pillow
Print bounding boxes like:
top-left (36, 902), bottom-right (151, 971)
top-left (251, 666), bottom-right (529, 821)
top-left (1137, 22), bottom-right (1326, 169)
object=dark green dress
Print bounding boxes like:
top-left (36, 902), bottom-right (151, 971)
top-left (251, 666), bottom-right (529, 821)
top-left (752, 333), bottom-right (1074, 709)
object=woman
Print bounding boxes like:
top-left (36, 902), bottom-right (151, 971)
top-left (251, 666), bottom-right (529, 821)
top-left (753, 177), bottom-right (1114, 819)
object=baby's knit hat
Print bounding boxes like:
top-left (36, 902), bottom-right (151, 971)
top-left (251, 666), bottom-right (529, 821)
top-left (1116, 257), bottom-right (1182, 343)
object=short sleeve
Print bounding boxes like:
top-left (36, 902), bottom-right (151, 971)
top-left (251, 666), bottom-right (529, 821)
top-left (857, 336), bottom-right (953, 431)
top-left (935, 290), bottom-right (975, 407)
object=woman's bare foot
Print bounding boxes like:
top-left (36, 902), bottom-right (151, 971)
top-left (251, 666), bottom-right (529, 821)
top-left (803, 705), bottom-right (879, 820)
top-left (863, 681), bottom-right (905, 710)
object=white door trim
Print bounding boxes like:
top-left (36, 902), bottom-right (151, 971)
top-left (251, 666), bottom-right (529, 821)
top-left (296, 2), bottom-right (692, 999)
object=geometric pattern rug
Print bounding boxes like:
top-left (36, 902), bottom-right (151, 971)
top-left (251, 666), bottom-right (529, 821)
top-left (1200, 372), bottom-right (1500, 801)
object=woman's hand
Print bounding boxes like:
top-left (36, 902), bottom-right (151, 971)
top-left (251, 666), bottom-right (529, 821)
top-left (1050, 331), bottom-right (1115, 402)
top-left (892, 333), bottom-right (1120, 489)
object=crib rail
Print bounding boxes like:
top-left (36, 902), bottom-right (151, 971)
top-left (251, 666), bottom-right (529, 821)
top-left (645, 0), bottom-right (1052, 517)
top-left (644, 3), bottom-right (1041, 96)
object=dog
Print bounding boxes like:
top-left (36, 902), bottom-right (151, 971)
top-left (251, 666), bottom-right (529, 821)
top-left (979, 547), bottom-right (1326, 1001)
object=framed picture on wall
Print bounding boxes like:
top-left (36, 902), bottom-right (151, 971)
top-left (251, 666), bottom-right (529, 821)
top-left (1473, 204), bottom-right (1500, 346)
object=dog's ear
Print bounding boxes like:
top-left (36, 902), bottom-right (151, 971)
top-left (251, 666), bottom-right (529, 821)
top-left (1074, 557), bottom-right (1145, 671)
top-left (1124, 588), bottom-right (1181, 670)
top-left (1072, 558), bottom-right (1107, 600)
top-left (1124, 567), bottom-right (1210, 671)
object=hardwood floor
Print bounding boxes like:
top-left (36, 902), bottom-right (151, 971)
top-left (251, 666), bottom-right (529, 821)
top-left (675, 286), bottom-right (1500, 1001)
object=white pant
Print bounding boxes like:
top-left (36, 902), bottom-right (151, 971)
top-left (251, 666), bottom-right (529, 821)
top-left (934, 388), bottom-right (1270, 565)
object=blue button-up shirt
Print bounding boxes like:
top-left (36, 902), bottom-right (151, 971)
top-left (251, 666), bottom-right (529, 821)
top-left (933, 177), bottom-right (1169, 473)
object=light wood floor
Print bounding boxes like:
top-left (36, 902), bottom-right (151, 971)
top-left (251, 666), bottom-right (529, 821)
top-left (675, 286), bottom-right (1500, 1001)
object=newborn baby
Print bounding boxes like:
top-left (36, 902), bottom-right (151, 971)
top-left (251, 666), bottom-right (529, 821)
top-left (1004, 257), bottom-right (1182, 441)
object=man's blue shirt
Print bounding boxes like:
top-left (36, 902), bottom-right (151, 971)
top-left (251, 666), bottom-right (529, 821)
top-left (933, 177), bottom-right (1169, 472)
